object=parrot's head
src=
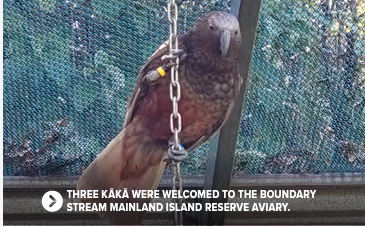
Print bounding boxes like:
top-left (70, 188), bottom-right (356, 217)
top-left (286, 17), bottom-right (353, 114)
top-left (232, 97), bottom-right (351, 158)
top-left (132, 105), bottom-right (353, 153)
top-left (190, 11), bottom-right (241, 61)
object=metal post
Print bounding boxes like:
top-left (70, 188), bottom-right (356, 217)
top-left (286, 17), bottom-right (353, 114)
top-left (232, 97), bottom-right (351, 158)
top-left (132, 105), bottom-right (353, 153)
top-left (201, 0), bottom-right (262, 225)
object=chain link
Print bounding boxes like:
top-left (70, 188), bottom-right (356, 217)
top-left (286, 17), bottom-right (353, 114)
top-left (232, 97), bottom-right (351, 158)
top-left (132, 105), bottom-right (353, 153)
top-left (172, 162), bottom-right (183, 225)
top-left (165, 0), bottom-right (183, 225)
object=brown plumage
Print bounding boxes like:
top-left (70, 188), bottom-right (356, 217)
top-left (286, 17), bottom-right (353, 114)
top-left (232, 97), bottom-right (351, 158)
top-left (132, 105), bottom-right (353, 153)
top-left (77, 11), bottom-right (242, 225)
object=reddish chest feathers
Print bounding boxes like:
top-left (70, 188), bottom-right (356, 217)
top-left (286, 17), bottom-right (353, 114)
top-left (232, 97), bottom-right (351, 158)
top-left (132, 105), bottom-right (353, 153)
top-left (134, 76), bottom-right (210, 146)
top-left (133, 63), bottom-right (238, 148)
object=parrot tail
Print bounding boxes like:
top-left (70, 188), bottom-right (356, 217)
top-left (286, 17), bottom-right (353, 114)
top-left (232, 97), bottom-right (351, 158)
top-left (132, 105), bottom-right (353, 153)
top-left (77, 124), bottom-right (167, 225)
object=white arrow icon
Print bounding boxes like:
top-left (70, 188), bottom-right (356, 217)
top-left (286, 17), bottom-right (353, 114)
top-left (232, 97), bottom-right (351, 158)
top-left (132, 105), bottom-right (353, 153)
top-left (42, 191), bottom-right (63, 212)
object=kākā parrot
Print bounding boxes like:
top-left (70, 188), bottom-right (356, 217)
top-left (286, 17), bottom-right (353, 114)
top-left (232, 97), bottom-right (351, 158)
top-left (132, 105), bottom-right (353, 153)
top-left (77, 11), bottom-right (242, 225)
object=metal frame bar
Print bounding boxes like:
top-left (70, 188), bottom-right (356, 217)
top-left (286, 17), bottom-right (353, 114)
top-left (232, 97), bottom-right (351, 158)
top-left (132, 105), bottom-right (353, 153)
top-left (201, 0), bottom-right (262, 225)
top-left (3, 173), bottom-right (365, 188)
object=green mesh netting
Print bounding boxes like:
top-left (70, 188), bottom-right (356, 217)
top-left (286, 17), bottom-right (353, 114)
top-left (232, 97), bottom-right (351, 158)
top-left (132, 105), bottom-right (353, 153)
top-left (235, 0), bottom-right (365, 174)
top-left (3, 0), bottom-right (365, 176)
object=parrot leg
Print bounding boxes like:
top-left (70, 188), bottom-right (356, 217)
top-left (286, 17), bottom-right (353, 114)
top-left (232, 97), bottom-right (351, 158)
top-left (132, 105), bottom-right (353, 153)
top-left (145, 63), bottom-right (176, 84)
top-left (167, 135), bottom-right (189, 162)
top-left (145, 70), bottom-right (161, 83)
top-left (145, 51), bottom-right (186, 84)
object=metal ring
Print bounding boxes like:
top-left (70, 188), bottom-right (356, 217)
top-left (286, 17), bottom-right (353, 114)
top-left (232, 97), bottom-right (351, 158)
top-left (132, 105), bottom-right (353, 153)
top-left (174, 129), bottom-right (179, 146)
top-left (170, 113), bottom-right (182, 133)
top-left (169, 82), bottom-right (181, 101)
top-left (172, 97), bottom-right (178, 117)
top-left (167, 3), bottom-right (173, 23)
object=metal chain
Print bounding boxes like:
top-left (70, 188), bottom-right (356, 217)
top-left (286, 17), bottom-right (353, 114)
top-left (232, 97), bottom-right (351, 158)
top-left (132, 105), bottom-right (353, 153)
top-left (172, 161), bottom-right (183, 225)
top-left (165, 0), bottom-right (183, 225)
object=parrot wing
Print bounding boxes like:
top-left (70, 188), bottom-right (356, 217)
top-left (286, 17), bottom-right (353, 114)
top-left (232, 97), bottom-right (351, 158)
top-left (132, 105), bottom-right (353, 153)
top-left (124, 35), bottom-right (186, 128)
top-left (77, 37), bottom-right (186, 225)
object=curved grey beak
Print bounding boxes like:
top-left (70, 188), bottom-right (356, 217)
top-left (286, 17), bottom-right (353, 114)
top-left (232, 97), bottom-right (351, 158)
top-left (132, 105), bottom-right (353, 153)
top-left (220, 29), bottom-right (231, 58)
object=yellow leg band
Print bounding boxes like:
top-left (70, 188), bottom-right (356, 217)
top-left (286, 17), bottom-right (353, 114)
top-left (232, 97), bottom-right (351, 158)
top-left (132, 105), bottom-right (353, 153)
top-left (156, 67), bottom-right (166, 77)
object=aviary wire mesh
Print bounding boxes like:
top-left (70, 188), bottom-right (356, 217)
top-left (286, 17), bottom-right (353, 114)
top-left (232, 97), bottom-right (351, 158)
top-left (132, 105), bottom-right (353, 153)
top-left (3, 0), bottom-right (365, 176)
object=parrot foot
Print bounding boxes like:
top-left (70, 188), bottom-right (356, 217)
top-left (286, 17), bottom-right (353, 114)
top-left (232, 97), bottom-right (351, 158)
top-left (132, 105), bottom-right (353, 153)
top-left (146, 50), bottom-right (186, 84)
top-left (164, 136), bottom-right (188, 163)
top-left (162, 49), bottom-right (187, 62)
top-left (172, 49), bottom-right (187, 62)
top-left (168, 144), bottom-right (188, 163)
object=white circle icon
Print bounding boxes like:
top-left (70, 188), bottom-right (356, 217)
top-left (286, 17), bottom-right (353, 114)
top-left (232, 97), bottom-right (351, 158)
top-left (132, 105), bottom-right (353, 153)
top-left (42, 191), bottom-right (63, 212)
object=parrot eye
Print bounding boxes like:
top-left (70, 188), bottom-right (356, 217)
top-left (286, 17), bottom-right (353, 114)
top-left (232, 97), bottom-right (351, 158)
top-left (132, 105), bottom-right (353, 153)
top-left (235, 31), bottom-right (238, 35)
top-left (209, 24), bottom-right (214, 30)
